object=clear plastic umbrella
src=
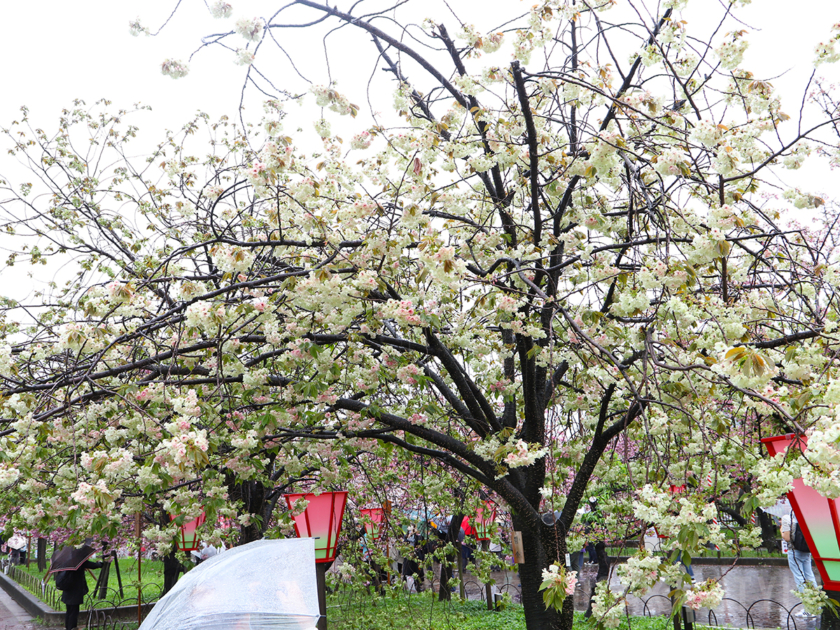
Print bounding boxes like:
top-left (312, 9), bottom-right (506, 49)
top-left (139, 538), bottom-right (320, 630)
top-left (761, 498), bottom-right (791, 519)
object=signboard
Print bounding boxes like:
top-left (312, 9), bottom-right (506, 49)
top-left (511, 530), bottom-right (525, 564)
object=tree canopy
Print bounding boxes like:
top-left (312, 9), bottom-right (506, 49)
top-left (2, 1), bottom-right (840, 628)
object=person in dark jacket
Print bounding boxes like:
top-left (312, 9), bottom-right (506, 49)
top-left (402, 526), bottom-right (429, 592)
top-left (585, 542), bottom-right (611, 618)
top-left (61, 559), bottom-right (104, 630)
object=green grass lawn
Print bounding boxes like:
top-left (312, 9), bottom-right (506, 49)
top-left (327, 590), bottom-right (677, 630)
top-left (14, 557), bottom-right (167, 609)
top-left (10, 571), bottom-right (695, 630)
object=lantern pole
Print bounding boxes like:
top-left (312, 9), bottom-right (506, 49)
top-left (316, 561), bottom-right (328, 630)
top-left (382, 501), bottom-right (392, 588)
top-left (482, 538), bottom-right (492, 610)
top-left (474, 503), bottom-right (497, 610)
top-left (284, 491), bottom-right (347, 630)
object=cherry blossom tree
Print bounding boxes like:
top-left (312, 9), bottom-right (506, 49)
top-left (2, 1), bottom-right (840, 628)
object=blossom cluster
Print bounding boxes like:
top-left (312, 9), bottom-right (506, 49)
top-left (235, 17), bottom-right (263, 42)
top-left (590, 581), bottom-right (625, 628)
top-left (716, 32), bottom-right (749, 70)
top-left (505, 440), bottom-right (549, 468)
top-left (685, 580), bottom-right (724, 610)
top-left (161, 59), bottom-right (189, 79)
top-left (185, 300), bottom-right (227, 332)
top-left (210, 1), bottom-right (233, 19)
top-left (815, 23), bottom-right (840, 66)
top-left (801, 419), bottom-right (840, 499)
top-left (617, 553), bottom-right (661, 594)
top-left (799, 582), bottom-right (831, 615)
top-left (539, 563), bottom-right (577, 610)
top-left (212, 244), bottom-right (255, 274)
top-left (235, 49), bottom-right (255, 66)
top-left (129, 18), bottom-right (149, 37)
top-left (311, 85), bottom-right (356, 116)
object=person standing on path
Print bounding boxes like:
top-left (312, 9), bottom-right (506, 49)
top-left (584, 541), bottom-right (611, 618)
top-left (781, 510), bottom-right (818, 617)
top-left (58, 558), bottom-right (104, 630)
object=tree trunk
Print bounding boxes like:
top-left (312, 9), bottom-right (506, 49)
top-left (163, 549), bottom-right (183, 595)
top-left (235, 480), bottom-right (266, 545)
top-left (514, 514), bottom-right (565, 630)
top-left (437, 513), bottom-right (463, 602)
top-left (757, 510), bottom-right (777, 552)
top-left (36, 538), bottom-right (47, 572)
top-left (821, 590), bottom-right (840, 630)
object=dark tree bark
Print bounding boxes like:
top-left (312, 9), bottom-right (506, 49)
top-left (229, 478), bottom-right (266, 545)
top-left (513, 514), bottom-right (565, 630)
top-left (163, 549), bottom-right (183, 595)
top-left (36, 538), bottom-right (47, 572)
top-left (757, 509), bottom-right (778, 551)
top-left (821, 591), bottom-right (840, 630)
top-left (437, 513), bottom-right (463, 602)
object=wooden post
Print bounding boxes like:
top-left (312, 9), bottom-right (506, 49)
top-left (316, 562), bottom-right (328, 630)
top-left (383, 501), bottom-right (392, 587)
top-left (112, 550), bottom-right (124, 597)
top-left (136, 513), bottom-right (142, 625)
top-left (97, 543), bottom-right (111, 599)
top-left (457, 546), bottom-right (466, 601)
top-left (671, 594), bottom-right (682, 630)
top-left (386, 541), bottom-right (392, 586)
top-left (482, 539), bottom-right (493, 611)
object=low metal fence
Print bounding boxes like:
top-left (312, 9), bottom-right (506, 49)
top-left (339, 566), bottom-right (820, 630)
top-left (6, 563), bottom-right (64, 610)
top-left (3, 560), bottom-right (162, 628)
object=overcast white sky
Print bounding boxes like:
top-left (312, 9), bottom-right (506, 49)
top-left (0, 0), bottom-right (837, 137)
top-left (0, 0), bottom-right (837, 302)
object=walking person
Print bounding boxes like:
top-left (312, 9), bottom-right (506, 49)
top-left (50, 543), bottom-right (107, 630)
top-left (402, 525), bottom-right (427, 592)
top-left (585, 542), bottom-right (611, 618)
top-left (55, 557), bottom-right (105, 630)
top-left (781, 509), bottom-right (818, 617)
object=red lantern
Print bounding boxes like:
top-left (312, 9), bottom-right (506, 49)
top-left (171, 511), bottom-right (206, 552)
top-left (762, 434), bottom-right (840, 590)
top-left (359, 508), bottom-right (385, 542)
top-left (656, 485), bottom-right (687, 539)
top-left (284, 491), bottom-right (348, 564)
top-left (473, 503), bottom-right (497, 541)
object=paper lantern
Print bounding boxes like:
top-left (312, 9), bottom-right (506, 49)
top-left (284, 491), bottom-right (348, 563)
top-left (171, 511), bottom-right (206, 552)
top-left (656, 485), bottom-right (686, 539)
top-left (473, 503), bottom-right (497, 541)
top-left (762, 434), bottom-right (840, 590)
top-left (359, 507), bottom-right (385, 541)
